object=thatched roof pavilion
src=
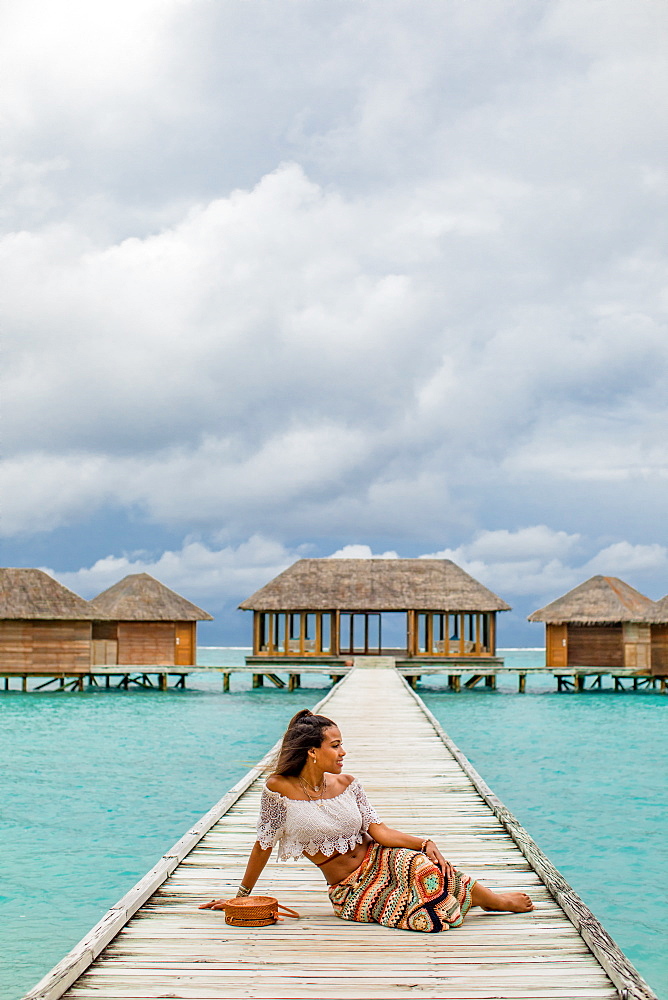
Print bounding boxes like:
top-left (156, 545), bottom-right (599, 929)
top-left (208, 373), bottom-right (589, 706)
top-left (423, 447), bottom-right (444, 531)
top-left (240, 558), bottom-right (510, 612)
top-left (529, 575), bottom-right (668, 674)
top-left (0, 568), bottom-right (94, 672)
top-left (240, 558), bottom-right (509, 660)
top-left (89, 573), bottom-right (212, 667)
top-left (0, 567), bottom-right (94, 619)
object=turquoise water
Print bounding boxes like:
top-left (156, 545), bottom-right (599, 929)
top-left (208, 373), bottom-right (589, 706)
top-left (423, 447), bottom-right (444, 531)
top-left (0, 649), bottom-right (665, 999)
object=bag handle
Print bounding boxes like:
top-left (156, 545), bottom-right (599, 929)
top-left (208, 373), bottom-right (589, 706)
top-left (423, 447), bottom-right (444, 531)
top-left (277, 903), bottom-right (300, 919)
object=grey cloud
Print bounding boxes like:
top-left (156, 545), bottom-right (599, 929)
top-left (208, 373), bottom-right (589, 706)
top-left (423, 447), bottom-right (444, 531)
top-left (1, 0), bottom-right (667, 575)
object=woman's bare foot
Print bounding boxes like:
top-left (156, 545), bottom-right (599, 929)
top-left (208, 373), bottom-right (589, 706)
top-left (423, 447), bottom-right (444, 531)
top-left (482, 892), bottom-right (533, 912)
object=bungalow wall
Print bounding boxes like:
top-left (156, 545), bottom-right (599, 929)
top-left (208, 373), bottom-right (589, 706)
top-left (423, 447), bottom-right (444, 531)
top-left (651, 625), bottom-right (668, 675)
top-left (546, 622), bottom-right (653, 671)
top-left (118, 622), bottom-right (174, 665)
top-left (567, 625), bottom-right (624, 669)
top-left (0, 620), bottom-right (92, 673)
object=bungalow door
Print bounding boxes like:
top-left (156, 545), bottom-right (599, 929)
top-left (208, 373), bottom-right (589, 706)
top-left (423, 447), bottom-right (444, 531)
top-left (546, 624), bottom-right (567, 668)
top-left (175, 623), bottom-right (195, 665)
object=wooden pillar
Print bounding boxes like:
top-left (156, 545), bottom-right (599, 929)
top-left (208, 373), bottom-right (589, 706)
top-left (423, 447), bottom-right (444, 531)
top-left (77, 676), bottom-right (84, 691)
top-left (333, 611), bottom-right (340, 656)
top-left (288, 673), bottom-right (298, 691)
top-left (660, 678), bottom-right (666, 694)
top-left (4, 677), bottom-right (8, 690)
top-left (489, 614), bottom-right (496, 656)
top-left (159, 673), bottom-right (168, 691)
top-left (105, 675), bottom-right (110, 688)
top-left (475, 614), bottom-right (481, 654)
top-left (253, 613), bottom-right (261, 655)
top-left (485, 674), bottom-right (496, 689)
top-left (223, 672), bottom-right (230, 692)
top-left (252, 673), bottom-right (264, 688)
top-left (518, 673), bottom-right (526, 693)
top-left (405, 611), bottom-right (413, 656)
top-left (575, 674), bottom-right (585, 692)
top-left (22, 675), bottom-right (27, 691)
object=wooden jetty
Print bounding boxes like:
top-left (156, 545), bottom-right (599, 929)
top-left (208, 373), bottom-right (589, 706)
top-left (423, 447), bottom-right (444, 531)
top-left (24, 664), bottom-right (656, 1000)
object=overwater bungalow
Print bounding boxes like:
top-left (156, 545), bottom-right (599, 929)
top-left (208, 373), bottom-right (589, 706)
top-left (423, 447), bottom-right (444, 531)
top-left (528, 575), bottom-right (668, 674)
top-left (88, 573), bottom-right (212, 666)
top-left (0, 568), bottom-right (95, 673)
top-left (239, 558), bottom-right (510, 666)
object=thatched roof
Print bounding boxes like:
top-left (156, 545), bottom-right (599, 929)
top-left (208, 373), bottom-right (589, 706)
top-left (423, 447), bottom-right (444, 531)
top-left (0, 568), bottom-right (94, 620)
top-left (239, 559), bottom-right (511, 612)
top-left (89, 573), bottom-right (213, 621)
top-left (528, 575), bottom-right (667, 624)
top-left (655, 595), bottom-right (668, 617)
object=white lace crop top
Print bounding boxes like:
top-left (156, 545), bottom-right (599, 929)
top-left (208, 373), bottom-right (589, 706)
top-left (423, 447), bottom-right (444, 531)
top-left (256, 778), bottom-right (380, 861)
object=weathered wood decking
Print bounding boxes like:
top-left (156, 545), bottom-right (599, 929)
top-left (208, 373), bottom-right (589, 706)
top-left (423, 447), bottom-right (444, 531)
top-left (24, 666), bottom-right (657, 1000)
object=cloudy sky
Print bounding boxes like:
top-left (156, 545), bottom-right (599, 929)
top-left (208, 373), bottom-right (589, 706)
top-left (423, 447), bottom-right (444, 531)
top-left (2, 0), bottom-right (667, 644)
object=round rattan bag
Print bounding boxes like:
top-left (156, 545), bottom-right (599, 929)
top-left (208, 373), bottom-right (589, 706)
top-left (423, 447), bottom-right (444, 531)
top-left (216, 895), bottom-right (300, 927)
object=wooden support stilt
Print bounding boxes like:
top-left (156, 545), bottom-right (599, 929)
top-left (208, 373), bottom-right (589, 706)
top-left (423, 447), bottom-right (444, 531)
top-left (518, 673), bottom-right (526, 693)
top-left (159, 674), bottom-right (167, 691)
top-left (222, 672), bottom-right (230, 692)
top-left (77, 676), bottom-right (84, 691)
top-left (252, 673), bottom-right (264, 688)
top-left (485, 675), bottom-right (496, 689)
top-left (288, 674), bottom-right (298, 691)
top-left (22, 675), bottom-right (27, 691)
top-left (660, 677), bottom-right (666, 694)
top-left (122, 674), bottom-right (130, 690)
top-left (34, 676), bottom-right (58, 691)
top-left (464, 674), bottom-right (483, 688)
top-left (451, 675), bottom-right (461, 692)
top-left (105, 675), bottom-right (110, 688)
top-left (4, 677), bottom-right (8, 690)
top-left (266, 673), bottom-right (286, 688)
top-left (177, 674), bottom-right (186, 689)
top-left (575, 674), bottom-right (584, 692)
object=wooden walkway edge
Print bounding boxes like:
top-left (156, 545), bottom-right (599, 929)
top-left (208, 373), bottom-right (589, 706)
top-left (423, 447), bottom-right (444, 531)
top-left (22, 667), bottom-right (657, 1000)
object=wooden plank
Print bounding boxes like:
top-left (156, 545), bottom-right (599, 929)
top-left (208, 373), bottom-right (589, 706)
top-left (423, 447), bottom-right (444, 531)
top-left (22, 667), bottom-right (656, 1000)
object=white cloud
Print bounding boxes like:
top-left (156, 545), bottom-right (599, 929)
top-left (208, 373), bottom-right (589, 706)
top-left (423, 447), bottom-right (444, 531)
top-left (421, 526), bottom-right (667, 600)
top-left (48, 534), bottom-right (300, 605)
top-left (328, 545), bottom-right (399, 559)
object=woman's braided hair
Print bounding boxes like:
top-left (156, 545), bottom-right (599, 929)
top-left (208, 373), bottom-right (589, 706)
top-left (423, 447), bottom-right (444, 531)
top-left (272, 709), bottom-right (336, 776)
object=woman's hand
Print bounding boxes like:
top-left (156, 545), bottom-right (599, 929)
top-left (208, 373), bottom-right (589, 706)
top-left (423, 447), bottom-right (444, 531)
top-left (424, 841), bottom-right (455, 882)
top-left (199, 898), bottom-right (228, 910)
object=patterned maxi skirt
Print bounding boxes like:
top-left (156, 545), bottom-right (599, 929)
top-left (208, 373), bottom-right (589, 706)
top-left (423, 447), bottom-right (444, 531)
top-left (328, 842), bottom-right (474, 933)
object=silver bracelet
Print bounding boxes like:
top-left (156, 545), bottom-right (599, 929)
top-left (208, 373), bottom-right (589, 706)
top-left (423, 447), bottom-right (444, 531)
top-left (237, 884), bottom-right (251, 897)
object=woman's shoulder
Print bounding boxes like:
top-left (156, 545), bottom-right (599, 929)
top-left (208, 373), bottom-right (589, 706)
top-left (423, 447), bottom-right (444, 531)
top-left (265, 774), bottom-right (293, 796)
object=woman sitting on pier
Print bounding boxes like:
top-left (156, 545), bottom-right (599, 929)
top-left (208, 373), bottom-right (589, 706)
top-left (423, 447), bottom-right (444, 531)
top-left (202, 709), bottom-right (533, 932)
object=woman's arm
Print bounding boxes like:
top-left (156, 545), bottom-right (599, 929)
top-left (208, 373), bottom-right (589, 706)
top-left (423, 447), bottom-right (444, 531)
top-left (367, 822), bottom-right (453, 878)
top-left (239, 840), bottom-right (273, 893)
top-left (199, 840), bottom-right (273, 909)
